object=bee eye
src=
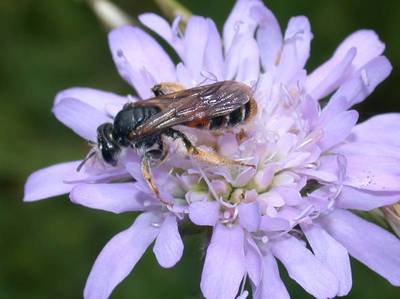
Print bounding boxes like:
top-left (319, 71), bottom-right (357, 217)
top-left (97, 123), bottom-right (121, 166)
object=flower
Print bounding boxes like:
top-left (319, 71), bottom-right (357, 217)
top-left (24, 0), bottom-right (400, 298)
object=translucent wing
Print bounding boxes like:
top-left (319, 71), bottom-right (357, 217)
top-left (129, 80), bottom-right (253, 140)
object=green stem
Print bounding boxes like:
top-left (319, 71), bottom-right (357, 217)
top-left (153, 0), bottom-right (192, 24)
top-left (87, 0), bottom-right (138, 30)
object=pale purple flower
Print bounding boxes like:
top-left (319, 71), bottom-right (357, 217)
top-left (24, 0), bottom-right (400, 298)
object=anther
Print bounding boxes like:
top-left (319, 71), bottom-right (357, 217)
top-left (172, 16), bottom-right (183, 38)
top-left (280, 83), bottom-right (295, 107)
top-left (151, 222), bottom-right (161, 228)
top-left (361, 69), bottom-right (369, 87)
top-left (234, 20), bottom-right (244, 33)
top-left (261, 235), bottom-right (269, 244)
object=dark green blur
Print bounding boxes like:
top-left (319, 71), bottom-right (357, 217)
top-left (0, 0), bottom-right (399, 298)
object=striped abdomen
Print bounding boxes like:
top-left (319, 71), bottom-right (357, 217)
top-left (185, 99), bottom-right (257, 130)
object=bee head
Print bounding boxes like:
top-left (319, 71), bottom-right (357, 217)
top-left (96, 123), bottom-right (121, 166)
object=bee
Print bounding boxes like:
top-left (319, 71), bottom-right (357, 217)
top-left (80, 80), bottom-right (257, 202)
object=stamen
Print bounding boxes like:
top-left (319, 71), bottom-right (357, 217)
top-left (284, 29), bottom-right (305, 44)
top-left (280, 83), bottom-right (295, 107)
top-left (293, 204), bottom-right (315, 221)
top-left (172, 15), bottom-right (183, 38)
top-left (192, 159), bottom-right (220, 201)
top-left (327, 184), bottom-right (343, 211)
top-left (233, 20), bottom-right (244, 33)
top-left (297, 128), bottom-right (324, 149)
top-left (200, 70), bottom-right (218, 83)
top-left (250, 78), bottom-right (259, 94)
top-left (238, 274), bottom-right (248, 299)
top-left (233, 156), bottom-right (255, 162)
top-left (361, 69), bottom-right (369, 87)
top-left (151, 222), bottom-right (161, 228)
top-left (261, 235), bottom-right (269, 244)
top-left (304, 162), bottom-right (318, 169)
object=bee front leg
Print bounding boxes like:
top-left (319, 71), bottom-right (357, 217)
top-left (141, 154), bottom-right (171, 206)
top-left (151, 82), bottom-right (186, 96)
top-left (165, 129), bottom-right (255, 169)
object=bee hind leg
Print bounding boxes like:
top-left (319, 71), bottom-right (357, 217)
top-left (165, 129), bottom-right (255, 169)
top-left (151, 82), bottom-right (186, 96)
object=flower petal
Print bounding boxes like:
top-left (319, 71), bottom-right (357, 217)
top-left (350, 113), bottom-right (400, 147)
top-left (223, 0), bottom-right (262, 53)
top-left (52, 98), bottom-right (110, 141)
top-left (245, 237), bottom-right (262, 286)
top-left (333, 30), bottom-right (384, 70)
top-left (271, 235), bottom-right (339, 299)
top-left (84, 212), bottom-right (159, 299)
top-left (252, 3), bottom-right (282, 71)
top-left (24, 161), bottom-right (89, 202)
top-left (319, 110), bottom-right (359, 150)
top-left (253, 253), bottom-right (290, 299)
top-left (108, 25), bottom-right (176, 98)
top-left (201, 224), bottom-right (246, 299)
top-left (238, 201), bottom-right (260, 232)
top-left (306, 47), bottom-right (356, 100)
top-left (329, 55), bottom-right (392, 108)
top-left (70, 183), bottom-right (148, 213)
top-left (278, 16), bottom-right (313, 82)
top-left (318, 209), bottom-right (400, 286)
top-left (153, 215), bottom-right (183, 268)
top-left (189, 201), bottom-right (219, 226)
top-left (54, 87), bottom-right (128, 116)
top-left (138, 13), bottom-right (183, 56)
top-left (336, 186), bottom-right (400, 211)
top-left (225, 34), bottom-right (260, 85)
top-left (203, 19), bottom-right (224, 80)
top-left (260, 216), bottom-right (291, 232)
top-left (307, 30), bottom-right (385, 98)
top-left (182, 16), bottom-right (209, 84)
top-left (343, 154), bottom-right (400, 191)
top-left (334, 141), bottom-right (400, 160)
top-left (301, 223), bottom-right (352, 296)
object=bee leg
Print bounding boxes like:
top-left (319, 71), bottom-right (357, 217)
top-left (151, 82), bottom-right (186, 96)
top-left (165, 129), bottom-right (255, 169)
top-left (141, 154), bottom-right (172, 206)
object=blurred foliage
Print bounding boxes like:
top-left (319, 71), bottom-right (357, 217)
top-left (0, 0), bottom-right (399, 298)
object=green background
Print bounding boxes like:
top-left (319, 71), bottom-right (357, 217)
top-left (1, 0), bottom-right (399, 298)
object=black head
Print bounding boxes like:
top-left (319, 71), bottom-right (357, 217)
top-left (97, 123), bottom-right (121, 166)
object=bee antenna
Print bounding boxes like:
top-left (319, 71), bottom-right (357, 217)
top-left (250, 78), bottom-right (259, 93)
top-left (76, 150), bottom-right (97, 172)
top-left (199, 71), bottom-right (218, 86)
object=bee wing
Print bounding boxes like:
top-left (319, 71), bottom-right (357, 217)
top-left (129, 81), bottom-right (252, 139)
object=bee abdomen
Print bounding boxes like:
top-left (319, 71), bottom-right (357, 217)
top-left (208, 101), bottom-right (254, 130)
top-left (185, 99), bottom-right (256, 130)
